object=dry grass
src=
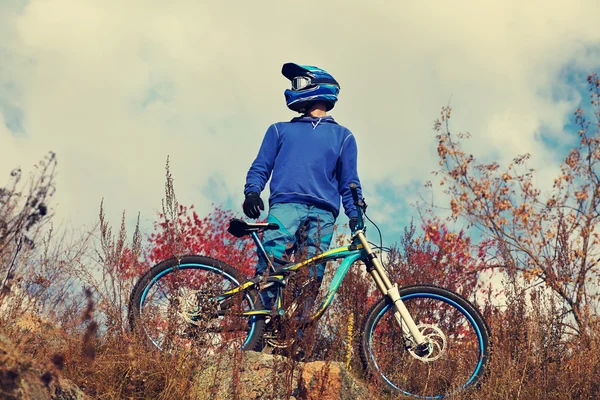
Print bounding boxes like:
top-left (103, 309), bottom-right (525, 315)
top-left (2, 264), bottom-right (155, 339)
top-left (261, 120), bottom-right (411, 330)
top-left (4, 272), bottom-right (600, 400)
top-left (1, 155), bottom-right (599, 399)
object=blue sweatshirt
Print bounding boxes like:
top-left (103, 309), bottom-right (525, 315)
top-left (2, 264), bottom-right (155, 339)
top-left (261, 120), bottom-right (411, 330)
top-left (244, 115), bottom-right (362, 218)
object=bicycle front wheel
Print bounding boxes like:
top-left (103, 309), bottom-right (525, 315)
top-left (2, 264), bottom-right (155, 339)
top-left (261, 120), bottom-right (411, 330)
top-left (359, 285), bottom-right (490, 398)
top-left (128, 255), bottom-right (265, 354)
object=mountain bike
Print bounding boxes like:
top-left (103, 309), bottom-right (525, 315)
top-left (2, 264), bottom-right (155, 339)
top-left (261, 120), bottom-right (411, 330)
top-left (128, 184), bottom-right (491, 398)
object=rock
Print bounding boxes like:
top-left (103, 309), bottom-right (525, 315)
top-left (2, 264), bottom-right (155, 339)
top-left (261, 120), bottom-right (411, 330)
top-left (297, 361), bottom-right (370, 400)
top-left (194, 349), bottom-right (375, 400)
top-left (0, 333), bottom-right (88, 400)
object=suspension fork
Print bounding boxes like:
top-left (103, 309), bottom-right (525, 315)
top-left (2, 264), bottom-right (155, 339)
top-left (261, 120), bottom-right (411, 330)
top-left (355, 231), bottom-right (426, 345)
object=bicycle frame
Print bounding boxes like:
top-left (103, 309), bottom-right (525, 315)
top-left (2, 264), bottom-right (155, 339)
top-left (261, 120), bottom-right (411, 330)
top-left (222, 236), bottom-right (363, 322)
top-left (220, 228), bottom-right (426, 346)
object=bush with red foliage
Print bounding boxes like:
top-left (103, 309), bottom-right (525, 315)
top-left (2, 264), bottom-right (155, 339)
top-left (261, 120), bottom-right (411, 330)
top-left (150, 204), bottom-right (256, 275)
top-left (386, 219), bottom-right (492, 299)
top-left (117, 205), bottom-right (257, 280)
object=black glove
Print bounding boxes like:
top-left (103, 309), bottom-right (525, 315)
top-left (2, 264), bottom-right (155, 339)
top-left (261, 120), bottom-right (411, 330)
top-left (243, 192), bottom-right (264, 219)
top-left (349, 216), bottom-right (358, 232)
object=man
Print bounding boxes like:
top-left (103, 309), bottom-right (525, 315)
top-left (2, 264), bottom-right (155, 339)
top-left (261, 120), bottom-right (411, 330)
top-left (243, 62), bottom-right (363, 310)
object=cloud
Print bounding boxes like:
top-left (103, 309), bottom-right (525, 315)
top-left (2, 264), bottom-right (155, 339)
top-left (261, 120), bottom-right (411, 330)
top-left (1, 0), bottom-right (600, 243)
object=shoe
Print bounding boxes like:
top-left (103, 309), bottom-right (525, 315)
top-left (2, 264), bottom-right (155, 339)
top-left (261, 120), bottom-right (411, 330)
top-left (264, 317), bottom-right (274, 333)
top-left (294, 347), bottom-right (306, 362)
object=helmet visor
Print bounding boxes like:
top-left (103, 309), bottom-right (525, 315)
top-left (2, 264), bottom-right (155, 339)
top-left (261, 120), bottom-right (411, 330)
top-left (291, 76), bottom-right (314, 91)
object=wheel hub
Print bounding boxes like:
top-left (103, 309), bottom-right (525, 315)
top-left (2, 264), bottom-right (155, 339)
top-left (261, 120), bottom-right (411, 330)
top-left (177, 287), bottom-right (218, 325)
top-left (408, 324), bottom-right (447, 362)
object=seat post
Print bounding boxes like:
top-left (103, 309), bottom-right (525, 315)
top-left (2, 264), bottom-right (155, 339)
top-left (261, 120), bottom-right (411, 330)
top-left (250, 231), bottom-right (274, 270)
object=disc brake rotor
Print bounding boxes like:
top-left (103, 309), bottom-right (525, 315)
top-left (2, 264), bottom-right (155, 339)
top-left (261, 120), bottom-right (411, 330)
top-left (408, 324), bottom-right (447, 362)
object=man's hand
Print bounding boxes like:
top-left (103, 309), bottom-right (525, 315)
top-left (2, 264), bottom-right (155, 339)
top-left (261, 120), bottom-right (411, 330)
top-left (243, 192), bottom-right (264, 219)
top-left (349, 216), bottom-right (358, 232)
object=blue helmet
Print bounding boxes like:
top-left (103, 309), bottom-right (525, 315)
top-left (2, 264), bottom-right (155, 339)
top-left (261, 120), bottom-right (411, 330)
top-left (282, 63), bottom-right (340, 113)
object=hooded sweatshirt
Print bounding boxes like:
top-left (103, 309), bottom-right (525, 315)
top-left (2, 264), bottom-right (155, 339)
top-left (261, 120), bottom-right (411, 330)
top-left (244, 115), bottom-right (362, 218)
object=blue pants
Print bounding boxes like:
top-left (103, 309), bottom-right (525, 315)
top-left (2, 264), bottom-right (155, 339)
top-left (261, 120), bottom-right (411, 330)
top-left (256, 203), bottom-right (335, 309)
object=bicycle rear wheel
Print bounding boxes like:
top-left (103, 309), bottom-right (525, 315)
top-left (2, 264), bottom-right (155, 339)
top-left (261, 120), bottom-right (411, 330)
top-left (359, 285), bottom-right (490, 398)
top-left (128, 255), bottom-right (265, 354)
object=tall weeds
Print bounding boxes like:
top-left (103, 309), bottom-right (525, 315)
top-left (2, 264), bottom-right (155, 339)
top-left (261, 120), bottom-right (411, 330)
top-left (1, 154), bottom-right (599, 399)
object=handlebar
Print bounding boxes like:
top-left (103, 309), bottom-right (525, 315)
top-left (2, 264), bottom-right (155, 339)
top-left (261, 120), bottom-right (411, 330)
top-left (349, 183), bottom-right (367, 209)
top-left (350, 183), bottom-right (360, 205)
top-left (349, 183), bottom-right (366, 232)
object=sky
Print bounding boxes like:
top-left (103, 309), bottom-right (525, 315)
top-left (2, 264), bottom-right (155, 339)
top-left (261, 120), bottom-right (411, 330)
top-left (2, 0), bottom-right (600, 247)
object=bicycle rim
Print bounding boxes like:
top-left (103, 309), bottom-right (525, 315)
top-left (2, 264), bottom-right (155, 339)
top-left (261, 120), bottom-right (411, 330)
top-left (366, 289), bottom-right (489, 398)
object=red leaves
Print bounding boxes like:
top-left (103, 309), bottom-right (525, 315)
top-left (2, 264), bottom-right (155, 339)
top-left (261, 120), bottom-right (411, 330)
top-left (390, 220), bottom-right (491, 298)
top-left (117, 205), bottom-right (257, 280)
top-left (116, 247), bottom-right (144, 280)
top-left (148, 205), bottom-right (257, 277)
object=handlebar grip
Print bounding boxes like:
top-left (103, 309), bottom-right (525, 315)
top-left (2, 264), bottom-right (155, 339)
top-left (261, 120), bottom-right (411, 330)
top-left (349, 183), bottom-right (359, 205)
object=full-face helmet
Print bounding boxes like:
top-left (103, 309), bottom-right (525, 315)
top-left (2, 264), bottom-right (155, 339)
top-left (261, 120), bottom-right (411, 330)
top-left (282, 63), bottom-right (340, 113)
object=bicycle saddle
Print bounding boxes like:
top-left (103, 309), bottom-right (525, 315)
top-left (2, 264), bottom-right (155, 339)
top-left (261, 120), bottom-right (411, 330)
top-left (227, 218), bottom-right (279, 238)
